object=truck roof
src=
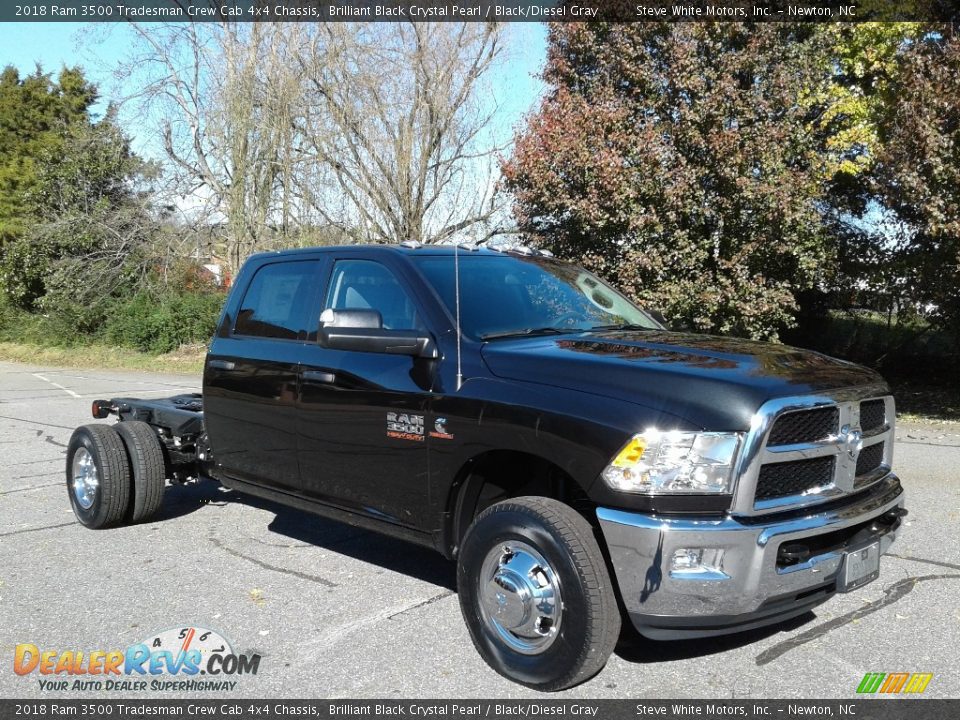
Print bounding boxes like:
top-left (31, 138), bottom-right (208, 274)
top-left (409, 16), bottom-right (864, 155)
top-left (245, 244), bottom-right (554, 262)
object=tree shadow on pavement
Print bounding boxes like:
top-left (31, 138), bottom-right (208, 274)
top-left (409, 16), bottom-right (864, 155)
top-left (149, 478), bottom-right (457, 589)
top-left (237, 490), bottom-right (457, 591)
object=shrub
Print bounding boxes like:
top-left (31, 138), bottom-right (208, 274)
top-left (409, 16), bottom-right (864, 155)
top-left (103, 290), bottom-right (225, 354)
top-left (0, 295), bottom-right (86, 347)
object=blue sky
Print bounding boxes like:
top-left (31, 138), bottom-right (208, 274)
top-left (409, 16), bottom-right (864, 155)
top-left (0, 22), bottom-right (548, 160)
top-left (0, 23), bottom-right (120, 112)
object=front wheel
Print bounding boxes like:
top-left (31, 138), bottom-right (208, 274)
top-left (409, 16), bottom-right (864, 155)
top-left (457, 496), bottom-right (621, 691)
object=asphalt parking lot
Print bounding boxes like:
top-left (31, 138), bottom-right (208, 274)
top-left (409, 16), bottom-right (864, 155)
top-left (1, 360), bottom-right (958, 699)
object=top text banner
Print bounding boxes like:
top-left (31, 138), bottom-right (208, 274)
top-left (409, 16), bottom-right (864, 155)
top-left (3, 1), bottom-right (959, 23)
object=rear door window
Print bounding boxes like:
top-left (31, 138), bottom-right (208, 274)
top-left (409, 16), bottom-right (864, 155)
top-left (234, 261), bottom-right (320, 340)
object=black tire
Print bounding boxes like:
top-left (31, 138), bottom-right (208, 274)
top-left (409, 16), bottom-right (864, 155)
top-left (66, 424), bottom-right (131, 529)
top-left (457, 496), bottom-right (621, 691)
top-left (116, 420), bottom-right (168, 523)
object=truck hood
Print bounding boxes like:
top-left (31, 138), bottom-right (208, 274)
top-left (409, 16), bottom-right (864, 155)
top-left (480, 330), bottom-right (884, 430)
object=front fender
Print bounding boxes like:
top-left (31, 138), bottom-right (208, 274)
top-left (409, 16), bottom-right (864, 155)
top-left (426, 377), bottom-right (700, 552)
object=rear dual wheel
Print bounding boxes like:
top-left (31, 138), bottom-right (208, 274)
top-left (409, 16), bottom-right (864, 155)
top-left (67, 425), bottom-right (131, 529)
top-left (115, 421), bottom-right (167, 523)
top-left (66, 422), bottom-right (167, 529)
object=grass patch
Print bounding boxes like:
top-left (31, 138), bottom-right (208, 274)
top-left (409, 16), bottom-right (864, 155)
top-left (0, 341), bottom-right (205, 375)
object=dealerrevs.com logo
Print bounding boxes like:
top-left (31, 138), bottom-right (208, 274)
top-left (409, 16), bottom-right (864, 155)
top-left (14, 626), bottom-right (261, 692)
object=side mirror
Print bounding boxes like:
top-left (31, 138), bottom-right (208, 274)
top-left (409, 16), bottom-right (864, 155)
top-left (319, 308), bottom-right (382, 329)
top-left (318, 309), bottom-right (438, 359)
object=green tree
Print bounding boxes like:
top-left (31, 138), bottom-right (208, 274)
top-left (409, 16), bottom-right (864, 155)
top-left (873, 28), bottom-right (960, 344)
top-left (0, 66), bottom-right (96, 246)
top-left (0, 66), bottom-right (157, 317)
top-left (810, 23), bottom-right (923, 186)
top-left (503, 23), bottom-right (831, 339)
top-left (794, 24), bottom-right (959, 347)
top-left (20, 109), bottom-right (160, 330)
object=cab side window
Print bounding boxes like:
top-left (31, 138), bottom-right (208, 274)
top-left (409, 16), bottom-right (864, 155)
top-left (234, 261), bottom-right (319, 340)
top-left (324, 260), bottom-right (422, 331)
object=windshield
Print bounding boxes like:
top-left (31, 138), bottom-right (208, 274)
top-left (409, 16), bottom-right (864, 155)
top-left (413, 254), bottom-right (662, 340)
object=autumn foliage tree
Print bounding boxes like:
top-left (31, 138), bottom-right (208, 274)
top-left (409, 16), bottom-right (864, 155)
top-left (503, 23), bottom-right (834, 340)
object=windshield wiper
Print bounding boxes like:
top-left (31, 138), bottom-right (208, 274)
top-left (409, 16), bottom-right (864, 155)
top-left (585, 323), bottom-right (655, 332)
top-left (481, 327), bottom-right (582, 341)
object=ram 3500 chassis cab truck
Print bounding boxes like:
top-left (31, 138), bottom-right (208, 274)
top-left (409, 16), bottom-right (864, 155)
top-left (66, 245), bottom-right (907, 690)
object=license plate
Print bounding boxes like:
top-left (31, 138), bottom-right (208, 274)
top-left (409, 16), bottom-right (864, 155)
top-left (839, 541), bottom-right (880, 592)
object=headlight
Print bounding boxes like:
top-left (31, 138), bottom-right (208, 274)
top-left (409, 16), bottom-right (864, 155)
top-left (601, 430), bottom-right (741, 494)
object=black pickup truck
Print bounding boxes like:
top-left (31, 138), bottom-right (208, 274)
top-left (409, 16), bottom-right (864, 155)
top-left (66, 244), bottom-right (906, 690)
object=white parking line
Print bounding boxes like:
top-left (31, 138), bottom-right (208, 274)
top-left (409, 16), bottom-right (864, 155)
top-left (0, 387), bottom-right (201, 407)
top-left (31, 373), bottom-right (80, 398)
top-left (45, 371), bottom-right (200, 389)
top-left (86, 389), bottom-right (198, 398)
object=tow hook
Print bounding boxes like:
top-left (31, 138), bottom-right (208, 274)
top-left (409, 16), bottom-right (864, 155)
top-left (779, 543), bottom-right (811, 565)
top-left (875, 506), bottom-right (908, 532)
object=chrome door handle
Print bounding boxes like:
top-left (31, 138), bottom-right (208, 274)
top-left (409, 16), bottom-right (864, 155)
top-left (208, 359), bottom-right (235, 371)
top-left (302, 370), bottom-right (336, 384)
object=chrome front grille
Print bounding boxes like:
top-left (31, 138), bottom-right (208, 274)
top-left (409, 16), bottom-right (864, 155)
top-left (767, 406), bottom-right (839, 445)
top-left (732, 386), bottom-right (896, 515)
top-left (755, 457), bottom-right (835, 501)
top-left (860, 399), bottom-right (886, 435)
top-left (854, 442), bottom-right (886, 486)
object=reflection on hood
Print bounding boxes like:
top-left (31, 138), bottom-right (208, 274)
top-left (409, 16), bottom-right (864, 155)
top-left (481, 330), bottom-right (884, 430)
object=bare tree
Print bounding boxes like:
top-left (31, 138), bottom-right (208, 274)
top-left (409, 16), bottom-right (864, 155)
top-left (294, 22), bottom-right (505, 245)
top-left (120, 22), bottom-right (303, 275)
top-left (116, 21), bottom-right (506, 274)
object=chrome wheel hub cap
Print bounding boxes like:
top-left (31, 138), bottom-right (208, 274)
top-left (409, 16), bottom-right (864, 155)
top-left (478, 541), bottom-right (561, 655)
top-left (71, 447), bottom-right (99, 510)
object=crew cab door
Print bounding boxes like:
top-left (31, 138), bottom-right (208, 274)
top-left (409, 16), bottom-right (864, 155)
top-left (297, 256), bottom-right (435, 528)
top-left (204, 258), bottom-right (324, 491)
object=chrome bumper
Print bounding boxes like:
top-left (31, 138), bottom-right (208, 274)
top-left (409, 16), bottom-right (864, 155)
top-left (597, 474), bottom-right (905, 640)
